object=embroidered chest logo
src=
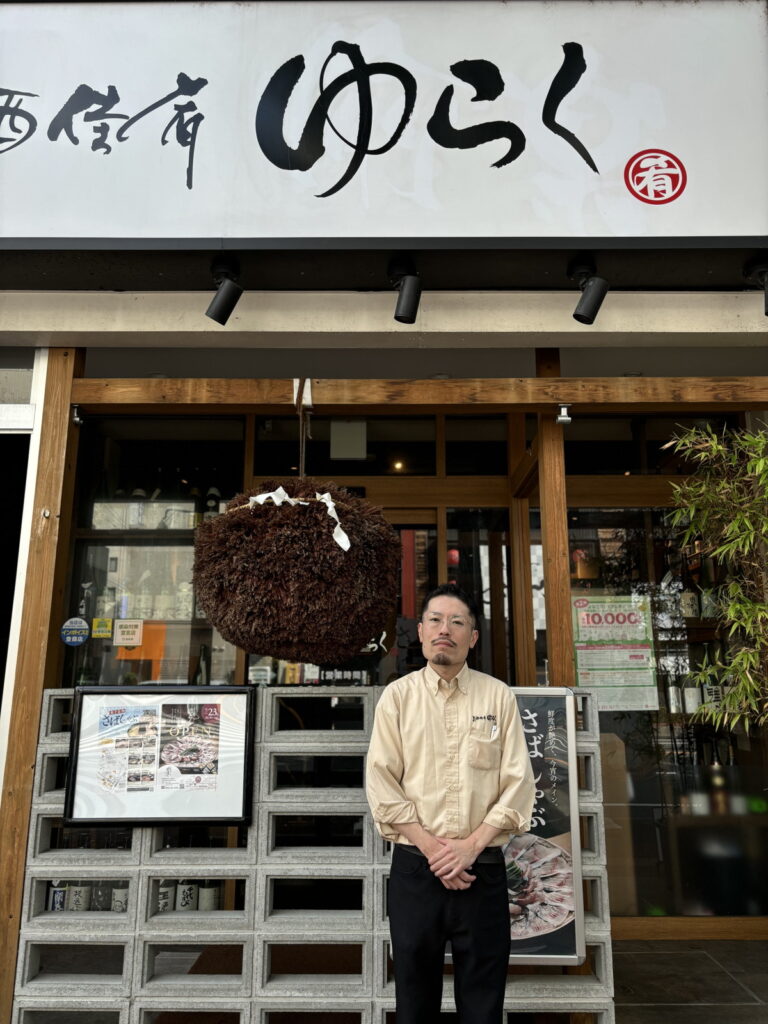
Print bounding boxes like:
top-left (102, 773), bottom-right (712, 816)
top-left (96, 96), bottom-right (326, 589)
top-left (472, 714), bottom-right (497, 723)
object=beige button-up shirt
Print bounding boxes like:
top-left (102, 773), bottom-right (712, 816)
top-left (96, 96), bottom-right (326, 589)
top-left (366, 663), bottom-right (535, 846)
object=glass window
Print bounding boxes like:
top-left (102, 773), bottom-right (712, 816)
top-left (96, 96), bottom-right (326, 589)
top-left (561, 414), bottom-right (741, 475)
top-left (446, 508), bottom-right (511, 681)
top-left (74, 417), bottom-right (244, 530)
top-left (530, 506), bottom-right (768, 918)
top-left (446, 416), bottom-right (507, 474)
top-left (254, 417), bottom-right (436, 477)
top-left (64, 417), bottom-right (244, 687)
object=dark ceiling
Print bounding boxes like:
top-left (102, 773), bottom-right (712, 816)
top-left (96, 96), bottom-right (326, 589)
top-left (1, 246), bottom-right (765, 292)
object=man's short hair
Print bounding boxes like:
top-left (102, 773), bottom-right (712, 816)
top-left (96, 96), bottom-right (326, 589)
top-left (421, 583), bottom-right (479, 626)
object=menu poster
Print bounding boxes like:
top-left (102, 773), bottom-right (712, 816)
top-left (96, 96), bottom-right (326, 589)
top-left (65, 687), bottom-right (254, 824)
top-left (572, 592), bottom-right (659, 711)
top-left (503, 688), bottom-right (585, 966)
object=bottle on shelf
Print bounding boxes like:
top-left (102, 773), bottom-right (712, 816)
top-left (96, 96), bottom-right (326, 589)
top-left (192, 644), bottom-right (210, 686)
top-left (175, 878), bottom-right (199, 911)
top-left (189, 484), bottom-right (204, 526)
top-left (198, 878), bottom-right (221, 911)
top-left (90, 880), bottom-right (113, 911)
top-left (679, 581), bottom-right (699, 619)
top-left (203, 485), bottom-right (221, 521)
top-left (110, 881), bottom-right (129, 912)
top-left (149, 466), bottom-right (165, 502)
top-left (66, 879), bottom-right (92, 912)
top-left (704, 743), bottom-right (730, 814)
top-left (663, 673), bottom-right (682, 714)
top-left (700, 588), bottom-right (718, 619)
top-left (726, 739), bottom-right (749, 815)
top-left (157, 878), bottom-right (176, 913)
top-left (682, 678), bottom-right (703, 714)
top-left (47, 880), bottom-right (68, 912)
top-left (688, 760), bottom-right (711, 816)
top-left (127, 487), bottom-right (148, 529)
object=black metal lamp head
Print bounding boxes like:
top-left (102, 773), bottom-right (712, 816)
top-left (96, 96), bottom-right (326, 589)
top-left (744, 258), bottom-right (768, 316)
top-left (568, 256), bottom-right (609, 326)
top-left (388, 257), bottom-right (421, 324)
top-left (205, 258), bottom-right (243, 326)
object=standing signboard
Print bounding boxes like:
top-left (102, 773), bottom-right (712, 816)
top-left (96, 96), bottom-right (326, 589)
top-left (503, 687), bottom-right (585, 965)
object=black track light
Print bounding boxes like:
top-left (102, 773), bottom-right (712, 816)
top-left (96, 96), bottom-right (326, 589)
top-left (388, 257), bottom-right (421, 324)
top-left (744, 258), bottom-right (768, 316)
top-left (568, 256), bottom-right (609, 325)
top-left (205, 258), bottom-right (243, 326)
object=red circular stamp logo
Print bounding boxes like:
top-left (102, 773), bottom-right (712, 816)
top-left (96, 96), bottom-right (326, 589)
top-left (624, 149), bottom-right (687, 204)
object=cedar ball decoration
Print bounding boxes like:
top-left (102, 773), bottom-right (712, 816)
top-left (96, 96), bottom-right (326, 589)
top-left (193, 478), bottom-right (401, 664)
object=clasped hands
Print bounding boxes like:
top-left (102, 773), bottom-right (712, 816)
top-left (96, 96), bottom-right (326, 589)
top-left (425, 836), bottom-right (479, 891)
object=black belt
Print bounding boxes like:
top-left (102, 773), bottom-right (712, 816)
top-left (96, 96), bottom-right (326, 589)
top-left (397, 843), bottom-right (504, 864)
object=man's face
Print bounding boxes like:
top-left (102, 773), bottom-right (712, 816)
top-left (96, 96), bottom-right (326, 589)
top-left (418, 595), bottom-right (478, 672)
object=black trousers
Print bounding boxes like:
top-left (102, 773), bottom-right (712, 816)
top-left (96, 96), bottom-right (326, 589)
top-left (388, 845), bottom-right (510, 1024)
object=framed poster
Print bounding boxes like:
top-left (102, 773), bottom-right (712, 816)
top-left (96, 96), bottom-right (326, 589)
top-left (504, 687), bottom-right (585, 965)
top-left (64, 686), bottom-right (255, 825)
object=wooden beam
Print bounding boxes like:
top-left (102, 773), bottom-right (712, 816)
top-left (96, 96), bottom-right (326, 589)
top-left (510, 498), bottom-right (536, 685)
top-left (612, 916), bottom-right (768, 940)
top-left (0, 348), bottom-right (83, 1021)
top-left (253, 475), bottom-right (511, 508)
top-left (538, 417), bottom-right (575, 686)
top-left (509, 437), bottom-right (539, 499)
top-left (71, 376), bottom-right (768, 410)
top-left (507, 412), bottom-right (537, 685)
top-left (488, 530), bottom-right (507, 680)
top-left (564, 475), bottom-right (685, 508)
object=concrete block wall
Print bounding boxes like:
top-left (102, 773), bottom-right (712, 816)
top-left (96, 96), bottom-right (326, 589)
top-left (13, 686), bottom-right (614, 1024)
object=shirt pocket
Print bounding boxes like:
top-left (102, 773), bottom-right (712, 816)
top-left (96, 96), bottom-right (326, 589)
top-left (468, 722), bottom-right (501, 771)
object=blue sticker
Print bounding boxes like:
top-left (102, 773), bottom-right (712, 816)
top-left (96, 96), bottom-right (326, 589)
top-left (60, 616), bottom-right (90, 647)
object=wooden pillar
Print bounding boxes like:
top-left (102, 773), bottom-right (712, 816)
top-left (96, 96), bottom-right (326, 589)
top-left (0, 348), bottom-right (83, 1019)
top-left (536, 350), bottom-right (575, 686)
top-left (508, 412), bottom-right (536, 684)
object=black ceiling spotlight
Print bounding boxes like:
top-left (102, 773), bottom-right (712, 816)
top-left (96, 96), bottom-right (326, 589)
top-left (388, 256), bottom-right (421, 324)
top-left (744, 258), bottom-right (768, 316)
top-left (205, 257), bottom-right (243, 326)
top-left (568, 255), bottom-right (609, 325)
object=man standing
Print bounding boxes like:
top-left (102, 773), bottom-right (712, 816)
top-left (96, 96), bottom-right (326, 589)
top-left (366, 583), bottom-right (535, 1024)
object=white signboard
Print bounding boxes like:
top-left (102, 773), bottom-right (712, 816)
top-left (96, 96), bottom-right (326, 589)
top-left (572, 592), bottom-right (659, 711)
top-left (1, 1), bottom-right (767, 243)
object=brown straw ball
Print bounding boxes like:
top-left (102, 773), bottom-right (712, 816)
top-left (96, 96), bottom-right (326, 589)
top-left (193, 478), bottom-right (401, 663)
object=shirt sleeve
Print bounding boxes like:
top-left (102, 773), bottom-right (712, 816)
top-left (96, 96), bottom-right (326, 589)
top-left (365, 685), bottom-right (419, 841)
top-left (482, 690), bottom-right (535, 833)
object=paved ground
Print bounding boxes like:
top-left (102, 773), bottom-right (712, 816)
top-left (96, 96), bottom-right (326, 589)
top-left (614, 940), bottom-right (768, 1023)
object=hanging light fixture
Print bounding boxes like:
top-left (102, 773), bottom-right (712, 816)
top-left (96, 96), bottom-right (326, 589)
top-left (205, 257), bottom-right (243, 325)
top-left (568, 256), bottom-right (609, 325)
top-left (388, 256), bottom-right (421, 324)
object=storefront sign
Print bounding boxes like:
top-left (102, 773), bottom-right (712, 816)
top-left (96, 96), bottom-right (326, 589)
top-left (572, 593), bottom-right (659, 711)
top-left (64, 686), bottom-right (255, 823)
top-left (1, 1), bottom-right (766, 244)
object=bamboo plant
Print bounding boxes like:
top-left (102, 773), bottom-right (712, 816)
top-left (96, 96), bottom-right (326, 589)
top-left (665, 422), bottom-right (768, 728)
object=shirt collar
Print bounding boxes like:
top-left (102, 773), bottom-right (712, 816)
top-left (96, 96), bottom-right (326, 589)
top-left (424, 662), bottom-right (470, 695)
